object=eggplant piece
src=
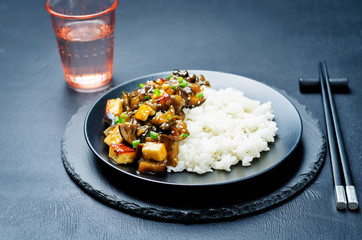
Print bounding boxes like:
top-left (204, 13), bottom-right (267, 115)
top-left (134, 143), bottom-right (144, 160)
top-left (181, 86), bottom-right (193, 95)
top-left (137, 161), bottom-right (166, 174)
top-left (159, 121), bottom-right (171, 131)
top-left (169, 120), bottom-right (189, 140)
top-left (153, 92), bottom-right (169, 111)
top-left (177, 109), bottom-right (186, 121)
top-left (189, 83), bottom-right (203, 93)
top-left (151, 106), bottom-right (175, 126)
top-left (165, 95), bottom-right (185, 112)
top-left (179, 70), bottom-right (189, 78)
top-left (140, 125), bottom-right (158, 142)
top-left (138, 126), bottom-right (151, 143)
top-left (104, 112), bottom-right (115, 125)
top-left (170, 126), bottom-right (180, 139)
top-left (160, 134), bottom-right (179, 167)
top-left (187, 74), bottom-right (197, 83)
top-left (128, 88), bottom-right (140, 98)
top-left (130, 96), bottom-right (141, 110)
top-left (145, 136), bottom-right (158, 142)
top-left (172, 69), bottom-right (180, 76)
top-left (198, 74), bottom-right (205, 82)
top-left (197, 74), bottom-right (210, 86)
top-left (143, 84), bottom-right (154, 94)
top-left (179, 88), bottom-right (190, 107)
top-left (178, 86), bottom-right (193, 108)
top-left (129, 115), bottom-right (141, 126)
top-left (136, 125), bottom-right (150, 137)
top-left (121, 91), bottom-right (131, 111)
top-left (119, 123), bottom-right (137, 145)
top-left (174, 120), bottom-right (189, 136)
top-left (188, 95), bottom-right (206, 107)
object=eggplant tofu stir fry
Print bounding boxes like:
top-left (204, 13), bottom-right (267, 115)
top-left (103, 70), bottom-right (210, 174)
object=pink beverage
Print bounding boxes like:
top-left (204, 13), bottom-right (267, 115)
top-left (46, 0), bottom-right (119, 92)
top-left (55, 20), bottom-right (114, 92)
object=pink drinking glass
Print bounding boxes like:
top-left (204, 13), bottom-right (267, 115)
top-left (46, 0), bottom-right (119, 92)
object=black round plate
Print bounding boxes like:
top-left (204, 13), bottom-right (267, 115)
top-left (84, 70), bottom-right (302, 187)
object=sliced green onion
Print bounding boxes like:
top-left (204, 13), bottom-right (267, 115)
top-left (115, 116), bottom-right (125, 124)
top-left (179, 80), bottom-right (188, 88)
top-left (121, 113), bottom-right (126, 118)
top-left (114, 116), bottom-right (119, 123)
top-left (150, 131), bottom-right (159, 140)
top-left (145, 96), bottom-right (150, 100)
top-left (171, 85), bottom-right (177, 90)
top-left (167, 75), bottom-right (173, 80)
top-left (154, 88), bottom-right (161, 96)
top-left (139, 83), bottom-right (144, 89)
top-left (196, 92), bottom-right (203, 98)
top-left (167, 114), bottom-right (172, 120)
top-left (132, 139), bottom-right (140, 148)
top-left (178, 77), bottom-right (184, 82)
top-left (183, 134), bottom-right (189, 138)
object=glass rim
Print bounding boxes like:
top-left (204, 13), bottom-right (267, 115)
top-left (45, 0), bottom-right (119, 19)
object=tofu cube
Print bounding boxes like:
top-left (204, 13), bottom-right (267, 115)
top-left (104, 124), bottom-right (123, 146)
top-left (103, 125), bottom-right (114, 136)
top-left (134, 104), bottom-right (156, 121)
top-left (105, 98), bottom-right (123, 116)
top-left (155, 78), bottom-right (165, 85)
top-left (142, 142), bottom-right (167, 161)
top-left (109, 143), bottom-right (136, 164)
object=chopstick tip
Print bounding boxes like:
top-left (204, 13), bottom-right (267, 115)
top-left (335, 185), bottom-right (347, 210)
top-left (346, 185), bottom-right (359, 210)
top-left (348, 202), bottom-right (358, 210)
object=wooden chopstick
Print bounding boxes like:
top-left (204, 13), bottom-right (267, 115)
top-left (320, 62), bottom-right (358, 210)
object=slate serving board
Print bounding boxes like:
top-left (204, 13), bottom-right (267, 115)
top-left (61, 93), bottom-right (325, 222)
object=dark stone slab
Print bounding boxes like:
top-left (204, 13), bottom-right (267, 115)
top-left (61, 92), bottom-right (325, 222)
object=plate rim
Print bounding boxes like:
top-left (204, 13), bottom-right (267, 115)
top-left (84, 70), bottom-right (303, 187)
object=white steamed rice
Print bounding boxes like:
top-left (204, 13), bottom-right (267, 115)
top-left (167, 87), bottom-right (278, 174)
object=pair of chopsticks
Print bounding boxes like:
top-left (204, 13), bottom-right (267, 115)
top-left (319, 62), bottom-right (358, 210)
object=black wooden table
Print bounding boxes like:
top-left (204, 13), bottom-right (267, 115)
top-left (1, 0), bottom-right (361, 239)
